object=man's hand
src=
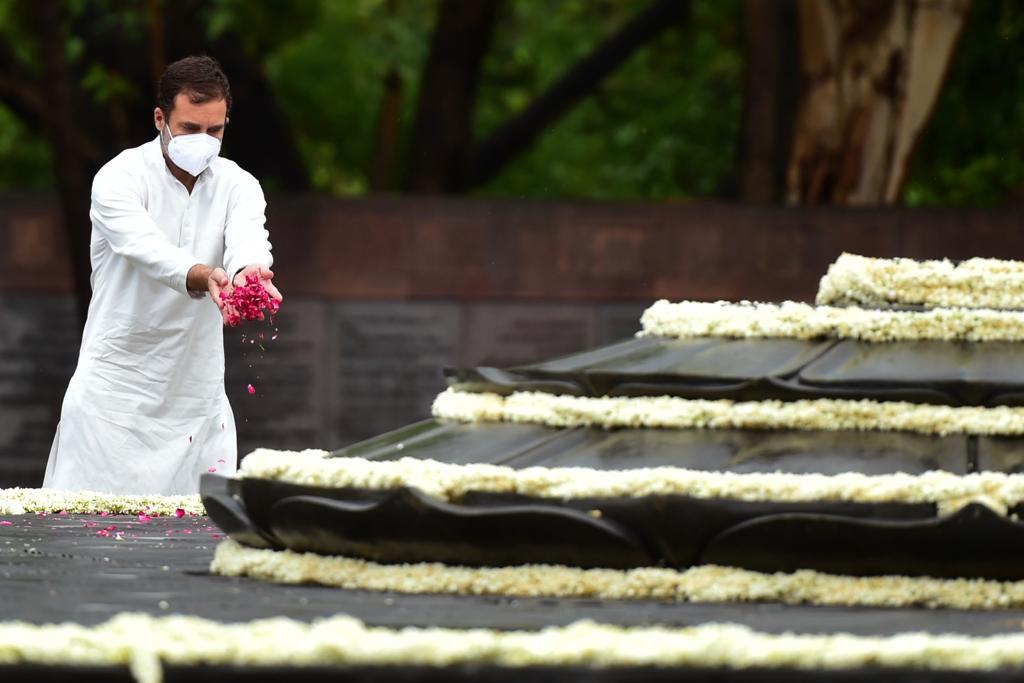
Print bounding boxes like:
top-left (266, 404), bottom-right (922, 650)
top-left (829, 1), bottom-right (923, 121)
top-left (186, 264), bottom-right (237, 325)
top-left (207, 267), bottom-right (239, 325)
top-left (233, 264), bottom-right (283, 305)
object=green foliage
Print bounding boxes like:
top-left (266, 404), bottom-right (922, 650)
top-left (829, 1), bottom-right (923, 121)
top-left (263, 0), bottom-right (433, 194)
top-left (903, 0), bottom-right (1024, 206)
top-left (474, 0), bottom-right (743, 200)
top-left (0, 0), bottom-right (1021, 205)
top-left (0, 104), bottom-right (53, 188)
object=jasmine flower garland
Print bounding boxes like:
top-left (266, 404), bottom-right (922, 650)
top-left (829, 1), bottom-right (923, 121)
top-left (238, 450), bottom-right (1024, 515)
top-left (211, 539), bottom-right (1024, 610)
top-left (638, 299), bottom-right (1024, 341)
top-left (432, 388), bottom-right (1024, 438)
top-left (6, 610), bottom-right (1024, 683)
top-left (817, 253), bottom-right (1024, 310)
top-left (0, 488), bottom-right (203, 516)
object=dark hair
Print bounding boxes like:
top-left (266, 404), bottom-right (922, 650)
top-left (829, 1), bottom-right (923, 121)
top-left (157, 55), bottom-right (232, 117)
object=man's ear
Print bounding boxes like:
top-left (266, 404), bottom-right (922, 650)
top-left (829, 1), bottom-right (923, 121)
top-left (153, 107), bottom-right (164, 132)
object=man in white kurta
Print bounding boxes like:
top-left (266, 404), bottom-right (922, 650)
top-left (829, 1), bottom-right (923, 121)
top-left (43, 60), bottom-right (276, 495)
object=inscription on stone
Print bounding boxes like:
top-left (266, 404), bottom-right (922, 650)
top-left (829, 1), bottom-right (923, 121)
top-left (462, 303), bottom-right (597, 368)
top-left (226, 299), bottom-right (329, 459)
top-left (327, 302), bottom-right (460, 448)
top-left (595, 302), bottom-right (648, 344)
top-left (0, 295), bottom-right (79, 487)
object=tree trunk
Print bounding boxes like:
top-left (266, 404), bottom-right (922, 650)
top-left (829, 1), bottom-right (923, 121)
top-left (465, 0), bottom-right (690, 191)
top-left (27, 1), bottom-right (95, 324)
top-left (407, 0), bottom-right (502, 193)
top-left (370, 68), bottom-right (405, 192)
top-left (736, 0), bottom-right (798, 203)
top-left (786, 0), bottom-right (970, 205)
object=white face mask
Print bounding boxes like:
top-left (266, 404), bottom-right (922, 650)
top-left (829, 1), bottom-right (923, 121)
top-left (163, 124), bottom-right (222, 176)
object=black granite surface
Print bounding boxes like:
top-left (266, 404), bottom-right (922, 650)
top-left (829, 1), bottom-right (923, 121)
top-left (447, 336), bottom-right (1024, 406)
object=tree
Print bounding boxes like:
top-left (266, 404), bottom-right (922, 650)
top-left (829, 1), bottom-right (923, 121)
top-left (785, 0), bottom-right (971, 205)
top-left (408, 0), bottom-right (693, 193)
top-left (735, 0), bottom-right (798, 203)
top-left (407, 0), bottom-right (502, 193)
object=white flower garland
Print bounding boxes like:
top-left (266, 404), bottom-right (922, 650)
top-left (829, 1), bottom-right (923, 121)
top-left (6, 611), bottom-right (1024, 683)
top-left (638, 299), bottom-right (1024, 341)
top-left (0, 488), bottom-right (204, 516)
top-left (238, 450), bottom-right (1024, 515)
top-left (211, 538), bottom-right (1024, 611)
top-left (432, 388), bottom-right (1024, 438)
top-left (817, 253), bottom-right (1024, 309)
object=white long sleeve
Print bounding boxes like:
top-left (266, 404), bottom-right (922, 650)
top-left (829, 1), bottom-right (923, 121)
top-left (90, 163), bottom-right (198, 294)
top-left (223, 172), bottom-right (273, 279)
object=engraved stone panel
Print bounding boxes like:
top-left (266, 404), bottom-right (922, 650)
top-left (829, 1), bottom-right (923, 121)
top-left (0, 295), bottom-right (79, 487)
top-left (462, 303), bottom-right (597, 368)
top-left (595, 302), bottom-right (648, 344)
top-left (326, 302), bottom-right (460, 448)
top-left (225, 299), bottom-right (328, 459)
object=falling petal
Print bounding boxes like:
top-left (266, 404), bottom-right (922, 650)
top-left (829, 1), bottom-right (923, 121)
top-left (188, 435), bottom-right (192, 444)
top-left (207, 467), bottom-right (217, 473)
top-left (271, 334), bottom-right (278, 341)
top-left (217, 458), bottom-right (226, 464)
top-left (0, 521), bottom-right (12, 526)
top-left (247, 384), bottom-right (255, 395)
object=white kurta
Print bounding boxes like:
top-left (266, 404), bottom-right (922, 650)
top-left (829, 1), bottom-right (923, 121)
top-left (43, 136), bottom-right (273, 495)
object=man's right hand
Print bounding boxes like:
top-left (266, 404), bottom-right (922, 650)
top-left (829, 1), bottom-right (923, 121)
top-left (207, 267), bottom-right (237, 325)
top-left (186, 264), bottom-right (237, 325)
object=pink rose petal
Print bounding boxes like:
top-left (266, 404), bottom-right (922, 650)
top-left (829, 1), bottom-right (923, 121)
top-left (247, 384), bottom-right (255, 395)
top-left (207, 467), bottom-right (217, 473)
top-left (137, 514), bottom-right (152, 524)
top-left (0, 521), bottom-right (12, 526)
top-left (217, 459), bottom-right (226, 464)
top-left (174, 508), bottom-right (185, 519)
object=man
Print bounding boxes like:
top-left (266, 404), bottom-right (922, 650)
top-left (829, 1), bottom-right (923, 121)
top-left (42, 55), bottom-right (283, 495)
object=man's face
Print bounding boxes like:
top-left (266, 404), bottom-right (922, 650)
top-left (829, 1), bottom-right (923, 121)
top-left (153, 92), bottom-right (228, 146)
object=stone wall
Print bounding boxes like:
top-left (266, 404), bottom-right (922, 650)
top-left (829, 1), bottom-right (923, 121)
top-left (0, 193), bottom-right (1021, 486)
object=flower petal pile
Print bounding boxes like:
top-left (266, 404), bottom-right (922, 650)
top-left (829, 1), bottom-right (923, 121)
top-left (220, 273), bottom-right (280, 327)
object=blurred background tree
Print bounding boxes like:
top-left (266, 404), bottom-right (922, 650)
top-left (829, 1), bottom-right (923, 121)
top-left (0, 0), bottom-right (1020, 217)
